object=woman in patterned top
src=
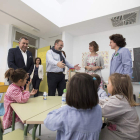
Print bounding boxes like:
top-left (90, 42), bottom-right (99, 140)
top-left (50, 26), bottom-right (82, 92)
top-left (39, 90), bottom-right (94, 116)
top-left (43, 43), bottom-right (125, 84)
top-left (84, 41), bottom-right (105, 88)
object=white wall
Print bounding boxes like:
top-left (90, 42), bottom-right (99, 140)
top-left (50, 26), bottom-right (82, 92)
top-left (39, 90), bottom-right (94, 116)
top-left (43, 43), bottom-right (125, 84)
top-left (62, 31), bottom-right (73, 64)
top-left (47, 34), bottom-right (62, 47)
top-left (73, 24), bottom-right (140, 97)
top-left (0, 24), bottom-right (13, 83)
top-left (39, 38), bottom-right (49, 48)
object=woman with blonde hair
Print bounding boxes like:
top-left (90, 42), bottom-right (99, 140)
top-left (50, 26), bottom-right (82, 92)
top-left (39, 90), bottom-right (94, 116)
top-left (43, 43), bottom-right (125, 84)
top-left (100, 73), bottom-right (140, 140)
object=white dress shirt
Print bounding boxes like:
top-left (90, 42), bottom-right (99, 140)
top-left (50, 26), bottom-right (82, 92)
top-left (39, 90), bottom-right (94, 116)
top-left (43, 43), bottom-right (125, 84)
top-left (20, 48), bottom-right (27, 66)
top-left (46, 50), bottom-right (74, 72)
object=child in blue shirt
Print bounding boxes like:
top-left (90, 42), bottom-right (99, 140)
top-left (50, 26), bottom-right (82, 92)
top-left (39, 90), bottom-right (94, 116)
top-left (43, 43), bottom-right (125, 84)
top-left (91, 74), bottom-right (108, 99)
top-left (44, 73), bottom-right (102, 140)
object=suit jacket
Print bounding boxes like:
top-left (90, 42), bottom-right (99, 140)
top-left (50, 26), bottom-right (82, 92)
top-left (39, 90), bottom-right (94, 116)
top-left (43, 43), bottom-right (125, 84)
top-left (30, 65), bottom-right (44, 79)
top-left (7, 47), bottom-right (34, 75)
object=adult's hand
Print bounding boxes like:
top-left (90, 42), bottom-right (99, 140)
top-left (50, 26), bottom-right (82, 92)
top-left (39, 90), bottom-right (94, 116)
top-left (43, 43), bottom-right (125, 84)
top-left (57, 60), bottom-right (65, 68)
top-left (74, 64), bottom-right (81, 70)
top-left (85, 66), bottom-right (92, 71)
top-left (92, 66), bottom-right (100, 71)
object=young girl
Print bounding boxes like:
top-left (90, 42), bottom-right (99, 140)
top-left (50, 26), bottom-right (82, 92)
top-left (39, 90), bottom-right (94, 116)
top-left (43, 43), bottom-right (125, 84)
top-left (100, 73), bottom-right (140, 140)
top-left (44, 73), bottom-right (102, 140)
top-left (91, 74), bottom-right (108, 99)
top-left (3, 68), bottom-right (37, 130)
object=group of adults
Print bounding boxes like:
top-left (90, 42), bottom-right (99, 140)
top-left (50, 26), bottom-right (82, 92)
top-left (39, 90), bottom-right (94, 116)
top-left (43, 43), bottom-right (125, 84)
top-left (7, 34), bottom-right (132, 97)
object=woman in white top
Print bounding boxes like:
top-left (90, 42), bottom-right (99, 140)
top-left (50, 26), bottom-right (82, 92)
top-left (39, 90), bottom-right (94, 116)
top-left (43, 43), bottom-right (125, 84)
top-left (30, 57), bottom-right (43, 97)
top-left (99, 73), bottom-right (140, 140)
top-left (84, 41), bottom-right (105, 88)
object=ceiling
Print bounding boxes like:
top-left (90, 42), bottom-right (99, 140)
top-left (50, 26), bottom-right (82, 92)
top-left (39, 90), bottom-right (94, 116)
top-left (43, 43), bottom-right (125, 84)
top-left (0, 0), bottom-right (140, 40)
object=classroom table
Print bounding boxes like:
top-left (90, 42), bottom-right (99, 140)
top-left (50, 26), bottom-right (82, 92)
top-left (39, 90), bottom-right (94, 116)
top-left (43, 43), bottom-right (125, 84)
top-left (26, 105), bottom-right (61, 124)
top-left (25, 105), bottom-right (61, 139)
top-left (10, 96), bottom-right (61, 140)
top-left (26, 104), bottom-right (105, 140)
top-left (11, 96), bottom-right (61, 123)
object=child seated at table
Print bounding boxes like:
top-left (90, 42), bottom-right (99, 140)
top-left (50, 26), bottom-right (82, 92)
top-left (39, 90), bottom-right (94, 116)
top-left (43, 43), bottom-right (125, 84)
top-left (91, 74), bottom-right (108, 99)
top-left (44, 73), bottom-right (102, 140)
top-left (3, 68), bottom-right (37, 130)
top-left (100, 73), bottom-right (140, 140)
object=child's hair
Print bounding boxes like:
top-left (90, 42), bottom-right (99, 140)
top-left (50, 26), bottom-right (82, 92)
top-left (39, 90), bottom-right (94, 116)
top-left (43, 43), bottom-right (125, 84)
top-left (109, 73), bottom-right (139, 106)
top-left (66, 73), bottom-right (99, 109)
top-left (91, 74), bottom-right (101, 87)
top-left (5, 68), bottom-right (27, 83)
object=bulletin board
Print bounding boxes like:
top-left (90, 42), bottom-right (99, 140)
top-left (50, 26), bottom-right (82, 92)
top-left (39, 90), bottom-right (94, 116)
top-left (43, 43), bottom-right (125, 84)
top-left (37, 46), bottom-right (50, 92)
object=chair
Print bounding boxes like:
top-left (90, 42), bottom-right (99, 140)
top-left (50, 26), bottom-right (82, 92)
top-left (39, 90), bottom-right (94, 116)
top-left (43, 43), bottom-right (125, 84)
top-left (0, 83), bottom-right (4, 86)
top-left (0, 118), bottom-right (39, 140)
top-left (0, 85), bottom-right (13, 130)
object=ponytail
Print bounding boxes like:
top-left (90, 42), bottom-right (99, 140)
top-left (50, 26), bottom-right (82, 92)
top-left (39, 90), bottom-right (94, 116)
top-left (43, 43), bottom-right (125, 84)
top-left (5, 68), bottom-right (15, 79)
top-left (91, 74), bottom-right (101, 88)
top-left (5, 68), bottom-right (27, 83)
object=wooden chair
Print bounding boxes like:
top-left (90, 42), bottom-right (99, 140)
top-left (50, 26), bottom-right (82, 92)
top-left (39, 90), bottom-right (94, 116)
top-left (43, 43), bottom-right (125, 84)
top-left (0, 117), bottom-right (40, 140)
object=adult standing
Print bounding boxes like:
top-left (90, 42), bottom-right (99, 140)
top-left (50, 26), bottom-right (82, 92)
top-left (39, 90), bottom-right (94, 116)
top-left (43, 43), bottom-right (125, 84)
top-left (109, 34), bottom-right (132, 78)
top-left (84, 41), bottom-right (105, 88)
top-left (8, 37), bottom-right (34, 88)
top-left (46, 39), bottom-right (80, 96)
top-left (30, 57), bottom-right (43, 97)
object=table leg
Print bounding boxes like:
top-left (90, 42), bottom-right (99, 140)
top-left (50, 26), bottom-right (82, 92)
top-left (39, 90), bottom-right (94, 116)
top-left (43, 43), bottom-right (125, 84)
top-left (39, 124), bottom-right (41, 136)
top-left (32, 124), bottom-right (38, 140)
top-left (12, 111), bottom-right (15, 131)
top-left (24, 124), bottom-right (29, 136)
top-left (0, 119), bottom-right (3, 140)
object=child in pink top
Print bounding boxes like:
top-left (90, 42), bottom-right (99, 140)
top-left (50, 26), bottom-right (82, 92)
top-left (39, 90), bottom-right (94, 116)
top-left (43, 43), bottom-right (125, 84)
top-left (3, 68), bottom-right (37, 129)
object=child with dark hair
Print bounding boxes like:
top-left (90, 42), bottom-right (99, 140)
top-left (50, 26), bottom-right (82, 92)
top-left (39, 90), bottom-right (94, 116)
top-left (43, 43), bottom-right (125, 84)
top-left (91, 74), bottom-right (108, 99)
top-left (3, 68), bottom-right (37, 130)
top-left (44, 73), bottom-right (102, 140)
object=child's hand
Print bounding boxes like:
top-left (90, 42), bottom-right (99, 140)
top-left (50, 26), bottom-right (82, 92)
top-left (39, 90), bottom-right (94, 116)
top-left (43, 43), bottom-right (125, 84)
top-left (26, 79), bottom-right (32, 91)
top-left (30, 89), bottom-right (37, 96)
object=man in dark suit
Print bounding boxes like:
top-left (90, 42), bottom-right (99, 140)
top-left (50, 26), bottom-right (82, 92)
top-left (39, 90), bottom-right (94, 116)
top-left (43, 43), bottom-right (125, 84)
top-left (8, 37), bottom-right (34, 85)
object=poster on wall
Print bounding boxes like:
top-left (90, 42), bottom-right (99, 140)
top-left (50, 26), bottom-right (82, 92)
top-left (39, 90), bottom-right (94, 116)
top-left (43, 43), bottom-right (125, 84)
top-left (82, 51), bottom-right (109, 68)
